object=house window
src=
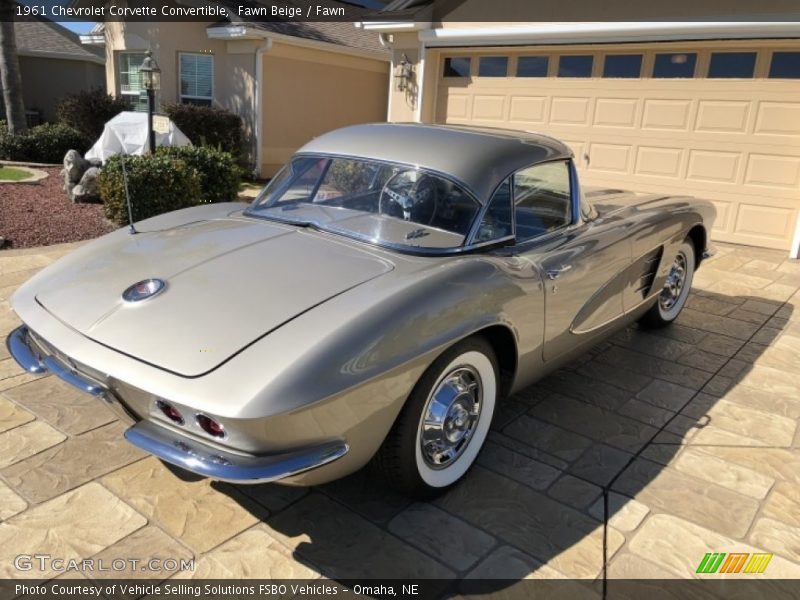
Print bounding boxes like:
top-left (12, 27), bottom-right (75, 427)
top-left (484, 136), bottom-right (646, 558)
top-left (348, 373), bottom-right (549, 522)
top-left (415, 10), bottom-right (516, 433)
top-left (653, 53), bottom-right (697, 78)
top-left (478, 56), bottom-right (508, 77)
top-left (118, 52), bottom-right (148, 111)
top-left (558, 55), bottom-right (593, 78)
top-left (603, 54), bottom-right (643, 78)
top-left (180, 53), bottom-right (214, 105)
top-left (708, 52), bottom-right (756, 78)
top-left (516, 56), bottom-right (548, 77)
top-left (769, 52), bottom-right (800, 78)
top-left (443, 57), bottom-right (471, 77)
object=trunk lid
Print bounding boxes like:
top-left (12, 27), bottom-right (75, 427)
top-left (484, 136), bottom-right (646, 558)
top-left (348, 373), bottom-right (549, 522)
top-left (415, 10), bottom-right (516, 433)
top-left (35, 217), bottom-right (393, 376)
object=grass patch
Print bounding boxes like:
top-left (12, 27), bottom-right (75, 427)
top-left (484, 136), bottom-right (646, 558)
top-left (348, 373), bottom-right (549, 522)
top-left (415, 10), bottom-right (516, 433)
top-left (0, 166), bottom-right (30, 181)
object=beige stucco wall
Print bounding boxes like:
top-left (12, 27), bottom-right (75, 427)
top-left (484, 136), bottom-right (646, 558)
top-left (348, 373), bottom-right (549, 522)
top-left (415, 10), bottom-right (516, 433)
top-left (259, 42), bottom-right (389, 176)
top-left (104, 21), bottom-right (258, 164)
top-left (18, 56), bottom-right (105, 122)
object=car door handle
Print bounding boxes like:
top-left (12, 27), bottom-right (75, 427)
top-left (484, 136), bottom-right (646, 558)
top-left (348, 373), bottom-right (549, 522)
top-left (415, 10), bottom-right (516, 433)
top-left (546, 265), bottom-right (572, 280)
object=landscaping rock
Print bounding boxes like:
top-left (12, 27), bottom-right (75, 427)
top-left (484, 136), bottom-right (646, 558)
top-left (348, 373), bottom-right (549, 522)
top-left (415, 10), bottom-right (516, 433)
top-left (71, 167), bottom-right (100, 203)
top-left (63, 150), bottom-right (88, 187)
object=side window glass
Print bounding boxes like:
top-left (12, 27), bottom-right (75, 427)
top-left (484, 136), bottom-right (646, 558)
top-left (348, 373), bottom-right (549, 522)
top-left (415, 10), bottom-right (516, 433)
top-left (474, 178), bottom-right (512, 243)
top-left (514, 161), bottom-right (571, 242)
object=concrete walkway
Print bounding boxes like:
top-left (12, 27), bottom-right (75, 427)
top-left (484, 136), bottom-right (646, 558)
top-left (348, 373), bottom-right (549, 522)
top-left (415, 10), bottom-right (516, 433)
top-left (1, 241), bottom-right (799, 587)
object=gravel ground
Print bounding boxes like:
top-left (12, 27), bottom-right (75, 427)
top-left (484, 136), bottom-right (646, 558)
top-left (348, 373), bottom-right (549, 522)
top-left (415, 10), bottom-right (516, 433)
top-left (0, 167), bottom-right (115, 249)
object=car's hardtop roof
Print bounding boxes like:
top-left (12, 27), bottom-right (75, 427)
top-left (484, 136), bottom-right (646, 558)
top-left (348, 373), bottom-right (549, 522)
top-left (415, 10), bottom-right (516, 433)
top-left (297, 123), bottom-right (573, 202)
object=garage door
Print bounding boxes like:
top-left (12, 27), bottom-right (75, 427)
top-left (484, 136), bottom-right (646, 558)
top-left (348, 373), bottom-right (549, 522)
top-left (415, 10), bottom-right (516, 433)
top-left (434, 42), bottom-right (800, 251)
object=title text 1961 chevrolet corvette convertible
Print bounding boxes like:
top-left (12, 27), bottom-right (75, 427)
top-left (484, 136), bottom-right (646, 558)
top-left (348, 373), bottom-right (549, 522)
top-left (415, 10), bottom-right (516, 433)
top-left (7, 124), bottom-right (714, 496)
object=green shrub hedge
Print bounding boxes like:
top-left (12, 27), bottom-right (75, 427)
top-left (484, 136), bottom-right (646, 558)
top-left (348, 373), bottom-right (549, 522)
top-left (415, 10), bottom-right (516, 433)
top-left (157, 145), bottom-right (241, 204)
top-left (57, 87), bottom-right (128, 141)
top-left (163, 103), bottom-right (244, 157)
top-left (97, 146), bottom-right (241, 226)
top-left (0, 121), bottom-right (91, 164)
top-left (97, 154), bottom-right (202, 226)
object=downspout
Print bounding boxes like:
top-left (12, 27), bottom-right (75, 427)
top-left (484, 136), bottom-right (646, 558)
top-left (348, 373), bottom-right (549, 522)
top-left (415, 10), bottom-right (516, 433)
top-left (254, 38), bottom-right (272, 178)
top-left (791, 214), bottom-right (800, 259)
top-left (379, 33), bottom-right (393, 122)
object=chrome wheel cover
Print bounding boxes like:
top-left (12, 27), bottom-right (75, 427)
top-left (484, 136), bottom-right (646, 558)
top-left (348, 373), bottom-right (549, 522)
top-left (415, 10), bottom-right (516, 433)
top-left (419, 366), bottom-right (482, 469)
top-left (659, 251), bottom-right (688, 311)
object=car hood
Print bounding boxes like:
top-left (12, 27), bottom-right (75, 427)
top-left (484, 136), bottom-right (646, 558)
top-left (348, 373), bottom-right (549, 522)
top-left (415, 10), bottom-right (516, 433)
top-left (34, 217), bottom-right (393, 376)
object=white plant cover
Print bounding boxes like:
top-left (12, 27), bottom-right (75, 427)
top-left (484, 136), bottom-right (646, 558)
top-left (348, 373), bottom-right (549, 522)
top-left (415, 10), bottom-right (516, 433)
top-left (85, 111), bottom-right (191, 162)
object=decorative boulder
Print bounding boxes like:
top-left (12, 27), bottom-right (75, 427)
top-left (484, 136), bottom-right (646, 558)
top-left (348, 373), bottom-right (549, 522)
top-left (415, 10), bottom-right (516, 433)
top-left (71, 167), bottom-right (100, 203)
top-left (63, 150), bottom-right (88, 189)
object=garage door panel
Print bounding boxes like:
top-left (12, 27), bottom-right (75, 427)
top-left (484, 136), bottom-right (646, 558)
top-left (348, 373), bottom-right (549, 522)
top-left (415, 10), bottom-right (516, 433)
top-left (695, 101), bottom-right (751, 133)
top-left (435, 44), bottom-right (800, 251)
top-left (735, 204), bottom-right (796, 240)
top-left (745, 154), bottom-right (800, 189)
top-left (508, 96), bottom-right (548, 123)
top-left (641, 99), bottom-right (692, 131)
top-left (755, 102), bottom-right (800, 137)
top-left (687, 150), bottom-right (741, 183)
top-left (635, 146), bottom-right (684, 178)
top-left (550, 97), bottom-right (591, 125)
top-left (588, 143), bottom-right (631, 173)
top-left (594, 98), bottom-right (638, 128)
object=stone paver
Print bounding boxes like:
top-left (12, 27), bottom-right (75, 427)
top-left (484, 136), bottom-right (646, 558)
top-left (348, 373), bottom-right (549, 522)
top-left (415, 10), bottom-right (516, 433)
top-left (0, 482), bottom-right (146, 578)
top-left (102, 457), bottom-right (263, 553)
top-left (0, 419), bottom-right (65, 468)
top-left (0, 241), bottom-right (799, 585)
top-left (388, 503), bottom-right (495, 571)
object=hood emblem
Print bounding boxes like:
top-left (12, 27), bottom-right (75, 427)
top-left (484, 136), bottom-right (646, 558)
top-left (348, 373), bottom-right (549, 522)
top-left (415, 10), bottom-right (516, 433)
top-left (122, 279), bottom-right (166, 303)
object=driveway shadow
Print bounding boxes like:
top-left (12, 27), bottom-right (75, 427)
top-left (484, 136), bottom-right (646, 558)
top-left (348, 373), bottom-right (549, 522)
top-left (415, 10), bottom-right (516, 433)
top-left (214, 287), bottom-right (797, 600)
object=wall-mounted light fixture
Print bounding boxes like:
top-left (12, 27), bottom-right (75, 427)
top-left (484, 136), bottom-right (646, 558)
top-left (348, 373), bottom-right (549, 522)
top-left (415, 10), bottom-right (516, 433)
top-left (395, 53), bottom-right (414, 92)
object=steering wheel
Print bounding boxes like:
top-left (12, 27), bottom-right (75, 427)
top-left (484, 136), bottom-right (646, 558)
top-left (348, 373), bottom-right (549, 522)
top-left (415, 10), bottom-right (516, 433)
top-left (378, 170), bottom-right (438, 225)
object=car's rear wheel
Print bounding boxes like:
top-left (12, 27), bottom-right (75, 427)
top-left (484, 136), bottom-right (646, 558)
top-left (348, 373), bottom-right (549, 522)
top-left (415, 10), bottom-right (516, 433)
top-left (640, 239), bottom-right (695, 328)
top-left (372, 337), bottom-right (497, 498)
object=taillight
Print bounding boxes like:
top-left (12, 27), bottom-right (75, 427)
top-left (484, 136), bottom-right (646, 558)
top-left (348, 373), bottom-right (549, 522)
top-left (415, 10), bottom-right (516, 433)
top-left (155, 400), bottom-right (184, 425)
top-left (196, 414), bottom-right (225, 438)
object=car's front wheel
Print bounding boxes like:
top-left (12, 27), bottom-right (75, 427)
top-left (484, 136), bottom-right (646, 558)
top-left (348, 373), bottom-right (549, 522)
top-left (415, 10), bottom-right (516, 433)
top-left (372, 337), bottom-right (497, 498)
top-left (640, 238), bottom-right (695, 328)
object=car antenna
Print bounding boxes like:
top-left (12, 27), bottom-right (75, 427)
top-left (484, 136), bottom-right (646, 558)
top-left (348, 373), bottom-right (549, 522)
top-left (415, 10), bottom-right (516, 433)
top-left (121, 154), bottom-right (137, 234)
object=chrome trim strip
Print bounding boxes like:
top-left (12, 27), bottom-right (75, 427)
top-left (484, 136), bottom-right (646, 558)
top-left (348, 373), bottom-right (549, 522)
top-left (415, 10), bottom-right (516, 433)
top-left (41, 355), bottom-right (104, 396)
top-left (124, 420), bottom-right (349, 484)
top-left (6, 325), bottom-right (105, 395)
top-left (6, 326), bottom-right (47, 374)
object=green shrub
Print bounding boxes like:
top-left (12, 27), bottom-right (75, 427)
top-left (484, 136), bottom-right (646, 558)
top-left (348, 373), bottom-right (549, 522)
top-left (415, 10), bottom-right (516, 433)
top-left (56, 88), bottom-right (128, 141)
top-left (158, 145), bottom-right (241, 203)
top-left (163, 103), bottom-right (243, 157)
top-left (0, 122), bottom-right (91, 164)
top-left (97, 154), bottom-right (201, 225)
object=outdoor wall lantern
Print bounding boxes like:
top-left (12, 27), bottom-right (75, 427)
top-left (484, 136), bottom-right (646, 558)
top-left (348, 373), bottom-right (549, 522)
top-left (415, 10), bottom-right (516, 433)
top-left (395, 53), bottom-right (414, 92)
top-left (139, 50), bottom-right (161, 154)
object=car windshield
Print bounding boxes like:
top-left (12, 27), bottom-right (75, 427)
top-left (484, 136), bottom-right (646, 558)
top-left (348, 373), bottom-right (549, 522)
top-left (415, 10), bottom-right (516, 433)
top-left (247, 156), bottom-right (482, 250)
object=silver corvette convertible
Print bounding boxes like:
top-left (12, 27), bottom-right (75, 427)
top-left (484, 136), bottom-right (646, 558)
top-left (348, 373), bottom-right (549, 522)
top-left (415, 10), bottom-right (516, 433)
top-left (7, 124), bottom-right (714, 496)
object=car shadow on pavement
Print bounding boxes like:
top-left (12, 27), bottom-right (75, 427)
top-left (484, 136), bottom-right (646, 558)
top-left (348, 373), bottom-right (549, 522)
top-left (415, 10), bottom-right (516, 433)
top-left (214, 288), bottom-right (795, 599)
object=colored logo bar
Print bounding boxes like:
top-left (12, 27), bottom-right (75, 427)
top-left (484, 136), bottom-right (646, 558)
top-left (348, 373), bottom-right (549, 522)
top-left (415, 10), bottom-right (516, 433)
top-left (696, 552), bottom-right (772, 574)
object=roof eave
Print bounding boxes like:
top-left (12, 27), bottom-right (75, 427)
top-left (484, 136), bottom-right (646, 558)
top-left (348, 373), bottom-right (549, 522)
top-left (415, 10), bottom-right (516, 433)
top-left (206, 25), bottom-right (389, 61)
top-left (418, 21), bottom-right (800, 47)
top-left (18, 49), bottom-right (105, 65)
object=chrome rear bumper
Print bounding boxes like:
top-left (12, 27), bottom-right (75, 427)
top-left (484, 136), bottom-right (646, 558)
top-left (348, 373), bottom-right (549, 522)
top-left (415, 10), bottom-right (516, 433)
top-left (125, 420), bottom-right (349, 484)
top-left (7, 325), bottom-right (105, 395)
top-left (7, 325), bottom-right (349, 484)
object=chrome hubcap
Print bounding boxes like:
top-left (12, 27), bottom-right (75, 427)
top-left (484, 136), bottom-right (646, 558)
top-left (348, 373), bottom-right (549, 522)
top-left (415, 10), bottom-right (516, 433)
top-left (420, 367), bottom-right (482, 469)
top-left (660, 251), bottom-right (688, 311)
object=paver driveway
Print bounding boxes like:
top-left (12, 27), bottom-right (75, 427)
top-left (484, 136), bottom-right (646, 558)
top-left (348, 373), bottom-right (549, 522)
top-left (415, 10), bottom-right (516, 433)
top-left (1, 241), bottom-right (800, 588)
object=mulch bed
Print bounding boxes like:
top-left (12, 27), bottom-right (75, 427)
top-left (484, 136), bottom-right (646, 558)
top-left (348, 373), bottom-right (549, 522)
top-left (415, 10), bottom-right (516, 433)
top-left (0, 167), bottom-right (115, 249)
